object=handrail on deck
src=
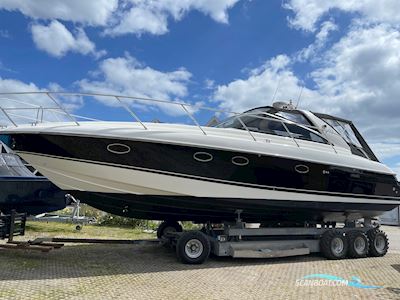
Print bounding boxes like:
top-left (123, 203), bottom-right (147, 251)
top-left (0, 91), bottom-right (328, 146)
top-left (0, 91), bottom-right (237, 135)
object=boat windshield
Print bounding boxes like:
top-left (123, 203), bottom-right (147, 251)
top-left (274, 111), bottom-right (311, 126)
top-left (217, 114), bottom-right (328, 144)
top-left (316, 115), bottom-right (379, 161)
top-left (244, 107), bottom-right (312, 126)
top-left (322, 119), bottom-right (362, 148)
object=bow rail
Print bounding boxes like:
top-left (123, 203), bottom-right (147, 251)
top-left (0, 91), bottom-right (240, 133)
top-left (0, 91), bottom-right (328, 148)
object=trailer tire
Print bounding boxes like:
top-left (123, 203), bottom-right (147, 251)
top-left (157, 221), bottom-right (182, 239)
top-left (176, 231), bottom-right (210, 264)
top-left (320, 230), bottom-right (348, 260)
top-left (367, 229), bottom-right (388, 257)
top-left (347, 231), bottom-right (368, 258)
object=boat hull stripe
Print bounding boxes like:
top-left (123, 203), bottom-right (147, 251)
top-left (16, 150), bottom-right (400, 202)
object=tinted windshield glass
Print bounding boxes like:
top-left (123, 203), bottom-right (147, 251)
top-left (275, 111), bottom-right (311, 126)
top-left (218, 115), bottom-right (290, 137)
top-left (285, 123), bottom-right (327, 144)
top-left (245, 108), bottom-right (312, 126)
top-left (322, 119), bottom-right (362, 147)
top-left (218, 115), bottom-right (327, 144)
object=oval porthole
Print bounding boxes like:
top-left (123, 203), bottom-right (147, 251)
top-left (232, 156), bottom-right (249, 166)
top-left (107, 143), bottom-right (131, 155)
top-left (193, 152), bottom-right (213, 163)
top-left (295, 164), bottom-right (310, 174)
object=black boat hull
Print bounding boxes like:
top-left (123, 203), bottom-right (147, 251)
top-left (7, 132), bottom-right (400, 222)
top-left (71, 191), bottom-right (399, 223)
top-left (8, 133), bottom-right (400, 199)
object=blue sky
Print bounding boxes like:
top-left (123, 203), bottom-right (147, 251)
top-left (0, 2), bottom-right (309, 93)
top-left (0, 0), bottom-right (399, 176)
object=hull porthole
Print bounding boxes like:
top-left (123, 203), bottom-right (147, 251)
top-left (193, 152), bottom-right (213, 163)
top-left (107, 143), bottom-right (131, 155)
top-left (232, 156), bottom-right (249, 166)
top-left (295, 164), bottom-right (309, 174)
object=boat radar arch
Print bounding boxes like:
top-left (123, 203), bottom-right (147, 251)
top-left (272, 101), bottom-right (295, 110)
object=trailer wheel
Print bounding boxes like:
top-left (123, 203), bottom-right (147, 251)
top-left (367, 229), bottom-right (389, 257)
top-left (176, 231), bottom-right (210, 264)
top-left (347, 231), bottom-right (368, 258)
top-left (157, 221), bottom-right (183, 239)
top-left (320, 230), bottom-right (348, 260)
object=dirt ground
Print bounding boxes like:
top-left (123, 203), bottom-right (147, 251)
top-left (0, 225), bottom-right (399, 300)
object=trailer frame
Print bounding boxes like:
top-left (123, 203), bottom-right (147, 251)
top-left (0, 210), bottom-right (390, 263)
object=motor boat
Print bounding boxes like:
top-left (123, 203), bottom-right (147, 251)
top-left (0, 92), bottom-right (399, 224)
top-left (0, 140), bottom-right (67, 215)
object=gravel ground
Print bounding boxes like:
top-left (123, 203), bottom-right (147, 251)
top-left (0, 225), bottom-right (399, 300)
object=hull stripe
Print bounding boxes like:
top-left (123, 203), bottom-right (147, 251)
top-left (17, 150), bottom-right (400, 202)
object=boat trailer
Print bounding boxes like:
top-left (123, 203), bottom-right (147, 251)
top-left (28, 195), bottom-right (97, 231)
top-left (157, 216), bottom-right (389, 264)
top-left (0, 210), bottom-right (390, 263)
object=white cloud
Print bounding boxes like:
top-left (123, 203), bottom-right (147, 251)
top-left (213, 22), bottom-right (400, 165)
top-left (78, 54), bottom-right (191, 99)
top-left (0, 77), bottom-right (42, 95)
top-left (214, 55), bottom-right (318, 112)
top-left (310, 23), bottom-right (400, 140)
top-left (159, 0), bottom-right (239, 23)
top-left (107, 5), bottom-right (169, 36)
top-left (0, 0), bottom-right (241, 61)
top-left (106, 0), bottom-right (241, 36)
top-left (77, 54), bottom-right (193, 116)
top-left (0, 0), bottom-right (240, 37)
top-left (0, 0), bottom-right (118, 26)
top-left (31, 21), bottom-right (106, 58)
top-left (295, 20), bottom-right (338, 62)
top-left (369, 143), bottom-right (400, 161)
top-left (284, 0), bottom-right (400, 31)
top-left (281, 1), bottom-right (400, 170)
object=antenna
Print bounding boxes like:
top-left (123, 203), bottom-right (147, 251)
top-left (295, 86), bottom-right (304, 109)
top-left (271, 77), bottom-right (282, 104)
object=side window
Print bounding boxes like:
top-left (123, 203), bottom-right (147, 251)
top-left (242, 117), bottom-right (290, 137)
top-left (217, 117), bottom-right (243, 129)
top-left (219, 115), bottom-right (325, 142)
top-left (257, 119), bottom-right (290, 137)
top-left (285, 123), bottom-right (327, 144)
top-left (275, 111), bottom-right (311, 126)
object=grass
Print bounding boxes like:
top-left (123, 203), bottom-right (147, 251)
top-left (24, 221), bottom-right (156, 240)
